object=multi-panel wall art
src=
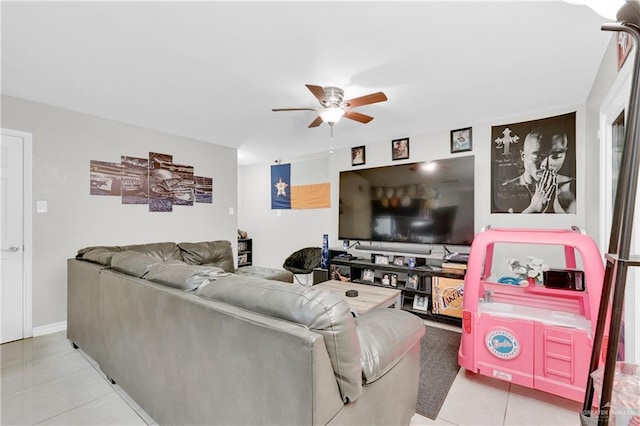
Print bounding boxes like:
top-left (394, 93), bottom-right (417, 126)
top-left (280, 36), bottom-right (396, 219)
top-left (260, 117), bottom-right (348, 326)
top-left (90, 152), bottom-right (213, 212)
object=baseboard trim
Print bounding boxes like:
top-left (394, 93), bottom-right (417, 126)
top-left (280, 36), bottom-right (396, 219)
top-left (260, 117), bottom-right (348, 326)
top-left (33, 321), bottom-right (67, 337)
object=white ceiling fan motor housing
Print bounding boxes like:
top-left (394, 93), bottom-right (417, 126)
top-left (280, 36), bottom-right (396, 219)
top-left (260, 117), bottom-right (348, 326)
top-left (322, 86), bottom-right (344, 107)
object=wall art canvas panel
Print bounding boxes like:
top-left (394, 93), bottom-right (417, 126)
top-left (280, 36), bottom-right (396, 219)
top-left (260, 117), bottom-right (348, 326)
top-left (195, 176), bottom-right (213, 203)
top-left (91, 151), bottom-right (212, 212)
top-left (121, 156), bottom-right (149, 204)
top-left (171, 163), bottom-right (195, 206)
top-left (90, 160), bottom-right (122, 196)
top-left (148, 152), bottom-right (174, 212)
top-left (491, 112), bottom-right (576, 214)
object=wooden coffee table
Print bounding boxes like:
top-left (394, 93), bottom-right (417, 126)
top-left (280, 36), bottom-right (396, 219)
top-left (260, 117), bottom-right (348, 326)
top-left (313, 280), bottom-right (402, 315)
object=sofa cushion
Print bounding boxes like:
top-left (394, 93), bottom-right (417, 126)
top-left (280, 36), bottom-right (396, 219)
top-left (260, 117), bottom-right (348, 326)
top-left (121, 242), bottom-right (182, 262)
top-left (355, 309), bottom-right (426, 384)
top-left (146, 261), bottom-right (230, 291)
top-left (111, 251), bottom-right (160, 278)
top-left (178, 241), bottom-right (234, 272)
top-left (195, 275), bottom-right (362, 403)
top-left (77, 246), bottom-right (122, 266)
top-left (234, 265), bottom-right (294, 283)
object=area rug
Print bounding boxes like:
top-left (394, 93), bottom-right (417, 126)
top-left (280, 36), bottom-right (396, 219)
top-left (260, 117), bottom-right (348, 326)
top-left (416, 325), bottom-right (462, 420)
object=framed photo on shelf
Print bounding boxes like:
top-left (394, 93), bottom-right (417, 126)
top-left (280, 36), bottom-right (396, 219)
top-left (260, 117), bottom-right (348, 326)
top-left (393, 256), bottom-right (405, 266)
top-left (413, 295), bottom-right (428, 311)
top-left (373, 254), bottom-right (389, 265)
top-left (405, 273), bottom-right (419, 290)
top-left (390, 273), bottom-right (398, 287)
top-left (381, 273), bottom-right (390, 286)
top-left (450, 127), bottom-right (472, 153)
top-left (391, 138), bottom-right (410, 160)
top-left (351, 145), bottom-right (366, 166)
top-left (362, 268), bottom-right (375, 283)
top-left (331, 265), bottom-right (350, 282)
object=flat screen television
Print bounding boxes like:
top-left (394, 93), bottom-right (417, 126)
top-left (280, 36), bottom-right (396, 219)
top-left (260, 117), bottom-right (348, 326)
top-left (338, 156), bottom-right (475, 246)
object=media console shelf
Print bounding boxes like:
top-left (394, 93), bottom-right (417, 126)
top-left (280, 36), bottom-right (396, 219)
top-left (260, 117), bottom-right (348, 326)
top-left (329, 253), bottom-right (464, 326)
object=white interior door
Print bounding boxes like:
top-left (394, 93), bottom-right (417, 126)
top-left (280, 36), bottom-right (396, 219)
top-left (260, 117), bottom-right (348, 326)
top-left (1, 130), bottom-right (28, 343)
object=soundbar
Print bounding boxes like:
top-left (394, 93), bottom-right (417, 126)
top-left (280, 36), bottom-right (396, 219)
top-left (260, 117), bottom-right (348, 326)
top-left (354, 244), bottom-right (432, 255)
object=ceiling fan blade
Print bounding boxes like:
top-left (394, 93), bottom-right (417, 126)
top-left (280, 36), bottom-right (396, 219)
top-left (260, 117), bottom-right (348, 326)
top-left (272, 108), bottom-right (317, 112)
top-left (344, 110), bottom-right (374, 124)
top-left (343, 92), bottom-right (387, 108)
top-left (308, 116), bottom-right (323, 128)
top-left (306, 84), bottom-right (328, 104)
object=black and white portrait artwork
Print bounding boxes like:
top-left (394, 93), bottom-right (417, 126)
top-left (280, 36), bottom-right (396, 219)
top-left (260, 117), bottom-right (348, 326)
top-left (491, 112), bottom-right (576, 214)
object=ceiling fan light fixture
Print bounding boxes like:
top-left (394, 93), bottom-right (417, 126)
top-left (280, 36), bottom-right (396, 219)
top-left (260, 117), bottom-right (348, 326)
top-left (319, 107), bottom-right (345, 124)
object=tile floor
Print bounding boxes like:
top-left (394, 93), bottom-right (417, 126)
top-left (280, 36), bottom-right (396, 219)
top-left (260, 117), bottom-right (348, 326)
top-left (1, 328), bottom-right (584, 425)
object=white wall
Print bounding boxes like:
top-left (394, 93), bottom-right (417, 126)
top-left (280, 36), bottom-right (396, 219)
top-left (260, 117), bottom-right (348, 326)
top-left (586, 35), bottom-right (620, 247)
top-left (238, 153), bottom-right (332, 269)
top-left (239, 104), bottom-right (589, 269)
top-left (1, 95), bottom-right (238, 328)
top-left (587, 35), bottom-right (640, 363)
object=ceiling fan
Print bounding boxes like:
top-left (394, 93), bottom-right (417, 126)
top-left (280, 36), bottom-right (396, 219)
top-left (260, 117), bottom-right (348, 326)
top-left (272, 84), bottom-right (388, 128)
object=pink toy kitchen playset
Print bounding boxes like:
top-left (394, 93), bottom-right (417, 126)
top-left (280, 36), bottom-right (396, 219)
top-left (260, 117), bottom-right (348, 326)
top-left (458, 226), bottom-right (609, 402)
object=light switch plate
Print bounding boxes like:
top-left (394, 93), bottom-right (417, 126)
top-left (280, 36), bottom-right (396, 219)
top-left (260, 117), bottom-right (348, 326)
top-left (36, 200), bottom-right (48, 213)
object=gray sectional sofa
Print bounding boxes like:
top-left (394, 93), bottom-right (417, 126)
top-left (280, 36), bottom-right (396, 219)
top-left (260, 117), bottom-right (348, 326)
top-left (67, 241), bottom-right (425, 425)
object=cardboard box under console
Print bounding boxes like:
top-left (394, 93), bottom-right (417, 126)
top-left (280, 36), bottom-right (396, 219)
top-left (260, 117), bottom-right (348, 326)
top-left (432, 277), bottom-right (464, 318)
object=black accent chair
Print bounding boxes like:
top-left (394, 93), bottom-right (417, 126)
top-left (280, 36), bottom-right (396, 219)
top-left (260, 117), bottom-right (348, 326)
top-left (283, 247), bottom-right (322, 283)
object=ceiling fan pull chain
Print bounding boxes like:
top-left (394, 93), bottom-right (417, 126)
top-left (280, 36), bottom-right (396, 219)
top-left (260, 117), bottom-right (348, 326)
top-left (329, 123), bottom-right (335, 154)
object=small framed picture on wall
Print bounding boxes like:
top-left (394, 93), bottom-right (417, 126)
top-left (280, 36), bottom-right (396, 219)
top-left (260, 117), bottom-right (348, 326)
top-left (618, 32), bottom-right (633, 70)
top-left (351, 145), bottom-right (366, 166)
top-left (391, 138), bottom-right (410, 160)
top-left (451, 127), bottom-right (472, 153)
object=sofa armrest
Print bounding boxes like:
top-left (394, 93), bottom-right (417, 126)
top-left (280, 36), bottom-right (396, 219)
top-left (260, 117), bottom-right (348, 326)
top-left (355, 309), bottom-right (425, 384)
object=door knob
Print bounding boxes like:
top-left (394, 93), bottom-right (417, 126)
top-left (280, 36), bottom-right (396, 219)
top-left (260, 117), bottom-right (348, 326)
top-left (1, 246), bottom-right (20, 252)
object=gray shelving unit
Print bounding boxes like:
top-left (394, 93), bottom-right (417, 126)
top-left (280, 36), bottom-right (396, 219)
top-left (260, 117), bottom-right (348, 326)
top-left (237, 238), bottom-right (252, 267)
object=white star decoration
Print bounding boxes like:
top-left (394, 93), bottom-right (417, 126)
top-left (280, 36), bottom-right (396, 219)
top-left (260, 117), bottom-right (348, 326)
top-left (275, 178), bottom-right (288, 196)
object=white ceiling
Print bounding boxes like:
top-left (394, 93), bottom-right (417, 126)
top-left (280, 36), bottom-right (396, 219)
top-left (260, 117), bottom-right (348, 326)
top-left (1, 1), bottom-right (614, 165)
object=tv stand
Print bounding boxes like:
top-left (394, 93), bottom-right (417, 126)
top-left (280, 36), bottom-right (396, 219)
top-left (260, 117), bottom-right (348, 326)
top-left (328, 251), bottom-right (463, 326)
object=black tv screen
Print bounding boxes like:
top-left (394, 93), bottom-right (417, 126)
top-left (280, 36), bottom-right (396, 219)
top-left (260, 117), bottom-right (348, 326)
top-left (338, 156), bottom-right (475, 246)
